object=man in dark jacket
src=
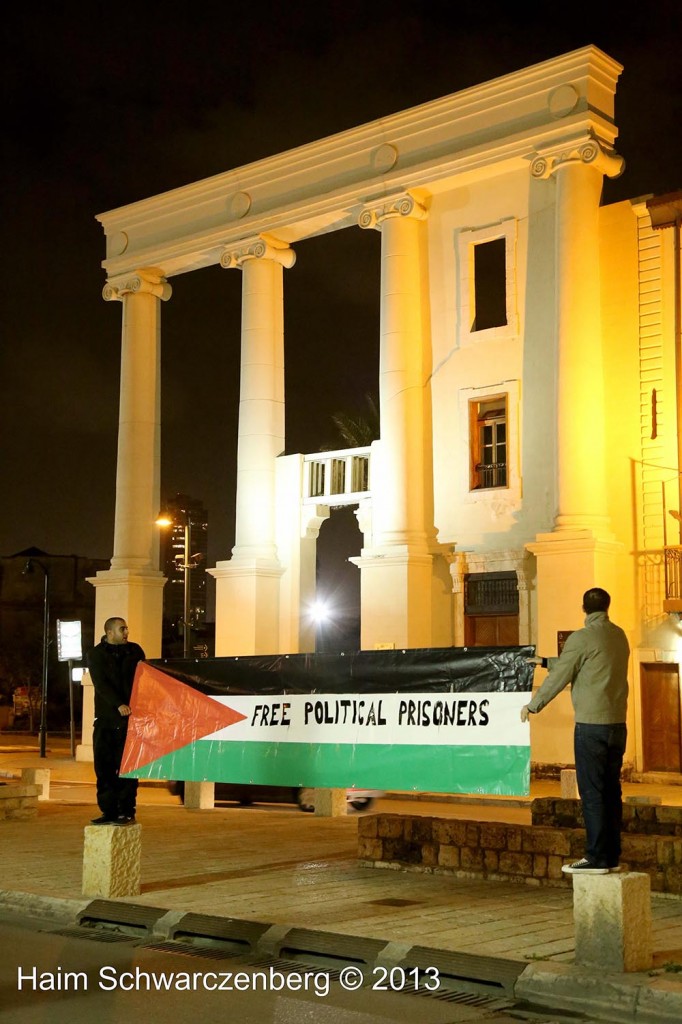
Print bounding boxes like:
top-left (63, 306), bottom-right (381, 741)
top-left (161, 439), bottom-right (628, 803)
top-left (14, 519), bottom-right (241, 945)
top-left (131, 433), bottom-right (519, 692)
top-left (87, 617), bottom-right (145, 825)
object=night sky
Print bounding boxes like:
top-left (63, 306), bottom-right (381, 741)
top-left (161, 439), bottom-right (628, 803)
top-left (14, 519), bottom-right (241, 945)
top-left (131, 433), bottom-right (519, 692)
top-left (3, 2), bottom-right (681, 584)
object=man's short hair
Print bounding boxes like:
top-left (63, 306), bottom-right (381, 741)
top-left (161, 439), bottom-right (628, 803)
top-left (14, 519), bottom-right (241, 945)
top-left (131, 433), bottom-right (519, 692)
top-left (103, 616), bottom-right (125, 634)
top-left (583, 588), bottom-right (611, 613)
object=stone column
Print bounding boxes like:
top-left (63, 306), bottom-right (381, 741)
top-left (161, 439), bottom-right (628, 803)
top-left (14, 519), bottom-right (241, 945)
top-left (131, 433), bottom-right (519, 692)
top-left (105, 270), bottom-right (171, 570)
top-left (83, 269), bottom-right (170, 761)
top-left (527, 138), bottom-right (627, 766)
top-left (210, 237), bottom-right (295, 655)
top-left (531, 138), bottom-right (624, 537)
top-left (352, 195), bottom-right (436, 649)
top-left (359, 194), bottom-right (431, 550)
top-left (516, 563), bottom-right (533, 646)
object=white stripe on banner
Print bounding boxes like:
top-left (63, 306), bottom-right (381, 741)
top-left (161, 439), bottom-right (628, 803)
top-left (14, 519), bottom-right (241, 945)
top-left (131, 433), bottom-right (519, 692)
top-left (204, 692), bottom-right (529, 747)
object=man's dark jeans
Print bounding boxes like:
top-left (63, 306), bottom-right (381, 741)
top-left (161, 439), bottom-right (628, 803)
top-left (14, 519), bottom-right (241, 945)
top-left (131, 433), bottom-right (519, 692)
top-left (574, 722), bottom-right (627, 867)
top-left (93, 720), bottom-right (138, 819)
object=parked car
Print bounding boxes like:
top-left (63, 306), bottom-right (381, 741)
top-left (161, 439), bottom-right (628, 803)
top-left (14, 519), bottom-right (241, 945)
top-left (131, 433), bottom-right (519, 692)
top-left (168, 781), bottom-right (381, 812)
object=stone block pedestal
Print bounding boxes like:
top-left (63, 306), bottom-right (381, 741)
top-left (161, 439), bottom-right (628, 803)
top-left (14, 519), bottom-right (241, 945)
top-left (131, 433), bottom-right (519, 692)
top-left (184, 781), bottom-right (215, 809)
top-left (573, 872), bottom-right (652, 972)
top-left (82, 824), bottom-right (141, 898)
top-left (560, 769), bottom-right (578, 799)
top-left (314, 789), bottom-right (347, 817)
top-left (21, 768), bottom-right (50, 800)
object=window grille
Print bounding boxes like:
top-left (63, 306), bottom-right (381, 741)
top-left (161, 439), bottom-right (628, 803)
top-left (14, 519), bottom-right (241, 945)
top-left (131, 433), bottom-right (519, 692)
top-left (464, 572), bottom-right (518, 615)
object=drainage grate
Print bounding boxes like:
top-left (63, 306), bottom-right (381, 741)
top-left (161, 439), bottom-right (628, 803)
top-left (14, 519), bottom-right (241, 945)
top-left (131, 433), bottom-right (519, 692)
top-left (143, 942), bottom-right (244, 961)
top-left (49, 926), bottom-right (136, 944)
top-left (251, 955), bottom-right (345, 982)
top-left (412, 986), bottom-right (513, 1010)
top-left (77, 900), bottom-right (168, 938)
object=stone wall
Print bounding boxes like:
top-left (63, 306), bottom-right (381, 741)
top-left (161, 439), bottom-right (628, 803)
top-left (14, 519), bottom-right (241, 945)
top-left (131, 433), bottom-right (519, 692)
top-left (532, 798), bottom-right (682, 836)
top-left (358, 813), bottom-right (682, 895)
top-left (0, 782), bottom-right (39, 820)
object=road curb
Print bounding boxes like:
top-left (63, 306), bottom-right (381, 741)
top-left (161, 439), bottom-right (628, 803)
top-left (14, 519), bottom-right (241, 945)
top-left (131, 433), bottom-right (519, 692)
top-left (515, 961), bottom-right (682, 1024)
top-left (3, 887), bottom-right (682, 1022)
top-left (0, 889), bottom-right (91, 925)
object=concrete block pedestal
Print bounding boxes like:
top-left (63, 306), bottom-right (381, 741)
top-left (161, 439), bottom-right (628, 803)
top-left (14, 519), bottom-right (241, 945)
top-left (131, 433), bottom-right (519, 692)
top-left (21, 768), bottom-right (50, 800)
top-left (560, 768), bottom-right (578, 799)
top-left (573, 872), bottom-right (652, 972)
top-left (314, 789), bottom-right (347, 817)
top-left (184, 781), bottom-right (215, 809)
top-left (82, 824), bottom-right (141, 898)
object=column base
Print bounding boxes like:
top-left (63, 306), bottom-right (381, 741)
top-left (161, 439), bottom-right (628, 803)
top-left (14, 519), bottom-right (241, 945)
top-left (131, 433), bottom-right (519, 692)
top-left (82, 570), bottom-right (166, 763)
top-left (553, 516), bottom-right (614, 540)
top-left (87, 568), bottom-right (166, 657)
top-left (525, 529), bottom-right (627, 764)
top-left (210, 558), bottom-right (284, 655)
top-left (351, 547), bottom-right (434, 649)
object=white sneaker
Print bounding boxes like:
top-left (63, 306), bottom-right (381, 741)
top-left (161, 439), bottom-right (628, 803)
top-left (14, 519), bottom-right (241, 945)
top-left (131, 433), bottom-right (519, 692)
top-left (561, 858), bottom-right (608, 875)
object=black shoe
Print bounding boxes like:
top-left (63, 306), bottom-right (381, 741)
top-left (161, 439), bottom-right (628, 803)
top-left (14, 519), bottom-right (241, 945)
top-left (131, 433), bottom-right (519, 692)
top-left (90, 814), bottom-right (115, 825)
top-left (561, 858), bottom-right (608, 875)
top-left (112, 815), bottom-right (136, 826)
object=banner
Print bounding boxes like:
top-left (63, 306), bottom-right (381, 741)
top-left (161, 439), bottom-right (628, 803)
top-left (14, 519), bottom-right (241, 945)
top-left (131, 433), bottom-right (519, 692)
top-left (121, 646), bottom-right (534, 795)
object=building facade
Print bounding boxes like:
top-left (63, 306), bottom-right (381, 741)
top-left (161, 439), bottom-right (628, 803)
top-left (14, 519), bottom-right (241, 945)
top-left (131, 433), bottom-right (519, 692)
top-left (87, 46), bottom-right (682, 775)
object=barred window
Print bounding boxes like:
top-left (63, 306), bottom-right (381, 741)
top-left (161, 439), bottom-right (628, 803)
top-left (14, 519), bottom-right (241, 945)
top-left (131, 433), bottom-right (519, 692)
top-left (464, 572), bottom-right (518, 615)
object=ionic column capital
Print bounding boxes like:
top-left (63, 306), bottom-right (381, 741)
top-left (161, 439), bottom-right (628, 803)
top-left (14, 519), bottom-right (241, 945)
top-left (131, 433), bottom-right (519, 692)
top-left (358, 192), bottom-right (427, 231)
top-left (102, 267), bottom-right (172, 303)
top-left (220, 234), bottom-right (296, 270)
top-left (530, 134), bottom-right (624, 181)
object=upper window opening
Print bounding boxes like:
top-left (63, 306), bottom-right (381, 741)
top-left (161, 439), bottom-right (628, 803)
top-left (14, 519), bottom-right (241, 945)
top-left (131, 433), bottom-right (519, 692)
top-left (472, 238), bottom-right (507, 332)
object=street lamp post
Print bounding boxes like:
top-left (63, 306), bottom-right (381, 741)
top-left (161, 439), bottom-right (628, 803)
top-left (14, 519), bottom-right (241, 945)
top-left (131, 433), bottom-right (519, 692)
top-left (182, 517), bottom-right (192, 659)
top-left (22, 558), bottom-right (50, 758)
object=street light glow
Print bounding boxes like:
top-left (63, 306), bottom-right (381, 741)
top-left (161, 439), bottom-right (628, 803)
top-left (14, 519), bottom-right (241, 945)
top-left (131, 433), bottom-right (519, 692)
top-left (311, 600), bottom-right (332, 624)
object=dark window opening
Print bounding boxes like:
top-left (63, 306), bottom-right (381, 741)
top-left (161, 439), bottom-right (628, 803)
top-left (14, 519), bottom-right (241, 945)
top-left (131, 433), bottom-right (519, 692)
top-left (472, 237), bottom-right (507, 331)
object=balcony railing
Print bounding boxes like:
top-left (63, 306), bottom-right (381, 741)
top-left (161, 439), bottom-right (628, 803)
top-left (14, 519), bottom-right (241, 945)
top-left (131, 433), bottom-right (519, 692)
top-left (303, 447), bottom-right (371, 506)
top-left (664, 545), bottom-right (682, 612)
top-left (473, 461), bottom-right (507, 489)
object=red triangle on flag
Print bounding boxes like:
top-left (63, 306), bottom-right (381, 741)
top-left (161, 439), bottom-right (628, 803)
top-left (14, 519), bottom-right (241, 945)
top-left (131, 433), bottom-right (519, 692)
top-left (120, 662), bottom-right (247, 774)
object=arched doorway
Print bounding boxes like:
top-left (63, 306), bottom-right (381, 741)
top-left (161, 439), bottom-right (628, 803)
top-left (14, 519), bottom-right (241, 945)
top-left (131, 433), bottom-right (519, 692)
top-left (314, 507), bottom-right (362, 653)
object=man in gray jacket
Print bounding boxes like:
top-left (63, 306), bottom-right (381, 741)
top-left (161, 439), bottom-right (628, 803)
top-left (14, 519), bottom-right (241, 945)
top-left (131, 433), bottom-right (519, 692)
top-left (520, 588), bottom-right (629, 874)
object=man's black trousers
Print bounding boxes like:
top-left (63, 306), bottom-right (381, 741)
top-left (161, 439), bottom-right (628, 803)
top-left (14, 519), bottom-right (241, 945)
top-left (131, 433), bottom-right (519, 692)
top-left (574, 722), bottom-right (627, 868)
top-left (93, 720), bottom-right (138, 819)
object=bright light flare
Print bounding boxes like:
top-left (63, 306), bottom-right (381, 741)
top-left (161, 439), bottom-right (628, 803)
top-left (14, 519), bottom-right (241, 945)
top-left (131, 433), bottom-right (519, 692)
top-left (311, 600), bottom-right (332, 624)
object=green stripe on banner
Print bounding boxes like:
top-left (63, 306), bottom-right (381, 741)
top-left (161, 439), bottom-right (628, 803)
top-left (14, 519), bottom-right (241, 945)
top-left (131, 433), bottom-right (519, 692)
top-left (125, 741), bottom-right (529, 796)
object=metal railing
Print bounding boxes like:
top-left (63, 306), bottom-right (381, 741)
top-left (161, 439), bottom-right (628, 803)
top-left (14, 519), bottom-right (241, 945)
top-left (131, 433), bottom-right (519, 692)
top-left (474, 461), bottom-right (507, 489)
top-left (664, 545), bottom-right (682, 601)
top-left (303, 447), bottom-right (371, 505)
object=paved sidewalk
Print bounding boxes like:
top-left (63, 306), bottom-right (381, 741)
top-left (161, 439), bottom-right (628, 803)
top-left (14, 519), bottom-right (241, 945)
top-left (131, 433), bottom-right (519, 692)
top-left (3, 736), bottom-right (682, 1021)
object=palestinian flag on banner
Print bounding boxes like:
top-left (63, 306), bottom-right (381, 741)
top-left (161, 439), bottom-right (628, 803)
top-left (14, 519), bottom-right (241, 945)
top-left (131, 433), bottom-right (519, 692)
top-left (121, 647), bottom-right (534, 796)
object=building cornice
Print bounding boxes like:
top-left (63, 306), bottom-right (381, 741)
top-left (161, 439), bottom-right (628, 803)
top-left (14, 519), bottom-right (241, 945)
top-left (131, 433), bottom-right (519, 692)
top-left (96, 46), bottom-right (623, 279)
